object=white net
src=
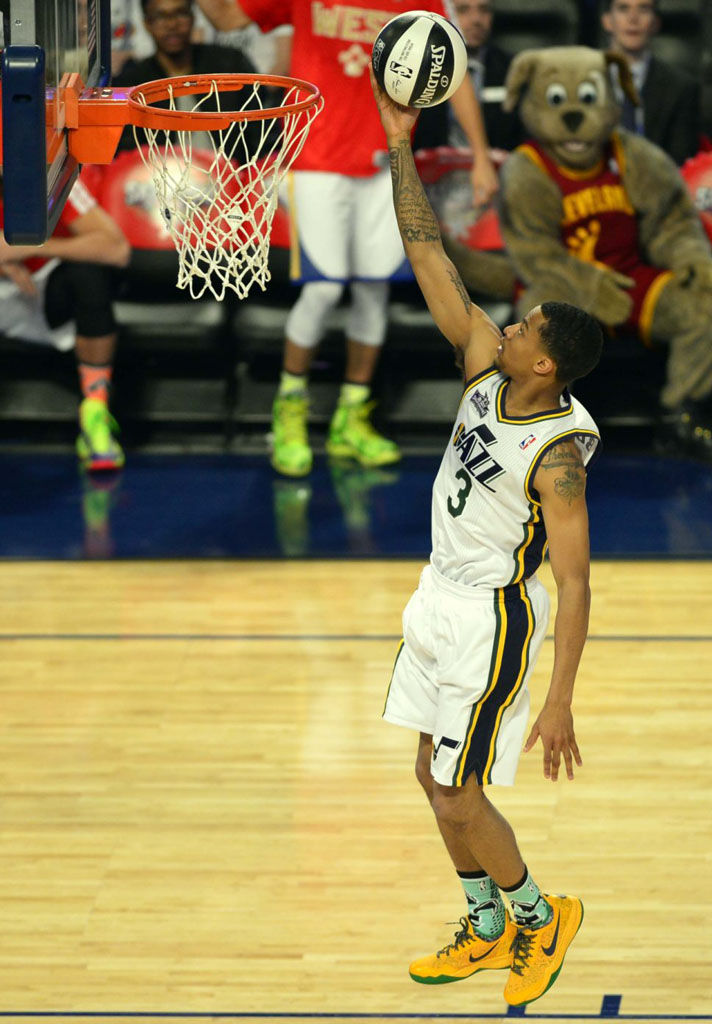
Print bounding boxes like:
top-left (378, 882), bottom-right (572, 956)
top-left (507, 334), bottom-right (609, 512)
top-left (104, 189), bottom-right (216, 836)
top-left (131, 78), bottom-right (323, 301)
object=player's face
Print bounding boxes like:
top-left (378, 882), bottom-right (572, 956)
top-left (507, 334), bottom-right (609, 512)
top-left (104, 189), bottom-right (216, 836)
top-left (453, 0), bottom-right (493, 51)
top-left (602, 0), bottom-right (659, 56)
top-left (496, 307), bottom-right (548, 377)
top-left (144, 0), bottom-right (194, 56)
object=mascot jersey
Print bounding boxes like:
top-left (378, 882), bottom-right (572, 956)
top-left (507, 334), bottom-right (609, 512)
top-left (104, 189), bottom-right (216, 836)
top-left (517, 134), bottom-right (673, 341)
top-left (239, 0), bottom-right (450, 177)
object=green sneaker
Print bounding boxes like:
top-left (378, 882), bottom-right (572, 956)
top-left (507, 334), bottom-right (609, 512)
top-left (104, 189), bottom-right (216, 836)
top-left (273, 480), bottom-right (312, 556)
top-left (80, 469), bottom-right (122, 558)
top-left (326, 399), bottom-right (401, 468)
top-left (328, 457), bottom-right (400, 532)
top-left (76, 398), bottom-right (125, 472)
top-left (271, 393), bottom-right (312, 477)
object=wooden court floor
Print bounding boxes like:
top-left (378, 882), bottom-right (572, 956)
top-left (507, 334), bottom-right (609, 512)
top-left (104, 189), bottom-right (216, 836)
top-left (0, 559), bottom-right (711, 1024)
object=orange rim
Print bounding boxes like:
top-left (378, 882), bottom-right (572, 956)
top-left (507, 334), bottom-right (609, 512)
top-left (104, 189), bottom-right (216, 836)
top-left (126, 73), bottom-right (322, 132)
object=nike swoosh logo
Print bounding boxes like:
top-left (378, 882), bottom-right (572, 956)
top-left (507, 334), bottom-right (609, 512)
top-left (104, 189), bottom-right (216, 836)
top-left (469, 944), bottom-right (500, 963)
top-left (542, 912), bottom-right (560, 957)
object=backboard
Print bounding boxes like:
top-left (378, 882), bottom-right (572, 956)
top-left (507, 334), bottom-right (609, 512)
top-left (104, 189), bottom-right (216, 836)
top-left (1, 0), bottom-right (111, 243)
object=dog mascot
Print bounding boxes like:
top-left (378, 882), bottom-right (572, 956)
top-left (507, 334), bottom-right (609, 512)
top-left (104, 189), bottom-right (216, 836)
top-left (450, 46), bottom-right (712, 458)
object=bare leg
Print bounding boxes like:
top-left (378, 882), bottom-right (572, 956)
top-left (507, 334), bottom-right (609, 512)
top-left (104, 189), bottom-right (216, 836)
top-left (416, 733), bottom-right (525, 887)
top-left (343, 338), bottom-right (382, 384)
top-left (75, 333), bottom-right (116, 367)
top-left (416, 734), bottom-right (482, 871)
top-left (283, 337), bottom-right (316, 377)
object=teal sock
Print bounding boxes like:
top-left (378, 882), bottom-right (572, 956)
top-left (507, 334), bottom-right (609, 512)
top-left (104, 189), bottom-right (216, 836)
top-left (501, 867), bottom-right (553, 929)
top-left (457, 870), bottom-right (507, 941)
top-left (279, 371), bottom-right (308, 397)
top-left (338, 381), bottom-right (370, 406)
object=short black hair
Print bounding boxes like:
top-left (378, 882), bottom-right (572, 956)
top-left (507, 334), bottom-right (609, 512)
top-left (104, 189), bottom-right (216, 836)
top-left (602, 0), bottom-right (660, 13)
top-left (141, 0), bottom-right (193, 11)
top-left (539, 302), bottom-right (603, 385)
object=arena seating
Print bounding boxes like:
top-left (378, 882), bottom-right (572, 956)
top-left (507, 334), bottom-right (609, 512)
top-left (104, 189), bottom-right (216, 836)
top-left (0, 1), bottom-right (707, 453)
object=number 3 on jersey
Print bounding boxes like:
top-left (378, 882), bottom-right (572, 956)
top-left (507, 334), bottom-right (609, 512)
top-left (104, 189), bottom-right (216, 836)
top-left (447, 469), bottom-right (472, 518)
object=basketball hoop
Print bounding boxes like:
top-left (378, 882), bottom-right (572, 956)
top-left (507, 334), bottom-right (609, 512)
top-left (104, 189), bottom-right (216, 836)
top-left (68, 74), bottom-right (323, 300)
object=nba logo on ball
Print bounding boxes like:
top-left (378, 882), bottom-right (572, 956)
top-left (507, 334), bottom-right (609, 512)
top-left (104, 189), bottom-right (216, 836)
top-left (372, 10), bottom-right (467, 107)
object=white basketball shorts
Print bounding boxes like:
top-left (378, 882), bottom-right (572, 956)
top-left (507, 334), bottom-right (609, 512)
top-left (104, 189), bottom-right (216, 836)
top-left (383, 564), bottom-right (550, 787)
top-left (0, 260), bottom-right (74, 351)
top-left (286, 169), bottom-right (412, 283)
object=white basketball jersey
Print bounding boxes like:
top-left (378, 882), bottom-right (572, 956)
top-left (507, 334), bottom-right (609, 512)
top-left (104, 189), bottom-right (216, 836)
top-left (431, 367), bottom-right (601, 588)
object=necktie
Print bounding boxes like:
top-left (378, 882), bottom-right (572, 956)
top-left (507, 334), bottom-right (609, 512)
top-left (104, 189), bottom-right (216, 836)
top-left (621, 94), bottom-right (638, 132)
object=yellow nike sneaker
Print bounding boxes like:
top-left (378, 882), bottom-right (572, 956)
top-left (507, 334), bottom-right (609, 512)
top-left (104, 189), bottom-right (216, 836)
top-left (409, 915), bottom-right (517, 985)
top-left (504, 894), bottom-right (584, 1006)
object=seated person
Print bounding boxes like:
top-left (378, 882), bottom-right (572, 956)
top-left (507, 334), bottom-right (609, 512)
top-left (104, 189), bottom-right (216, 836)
top-left (0, 175), bottom-right (131, 471)
top-left (111, 0), bottom-right (221, 74)
top-left (601, 0), bottom-right (701, 165)
top-left (414, 0), bottom-right (524, 154)
top-left (114, 0), bottom-right (260, 152)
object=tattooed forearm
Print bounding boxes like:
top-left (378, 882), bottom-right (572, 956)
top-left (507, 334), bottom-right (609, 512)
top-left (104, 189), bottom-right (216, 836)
top-left (388, 139), bottom-right (441, 243)
top-left (446, 265), bottom-right (472, 315)
top-left (541, 443), bottom-right (585, 504)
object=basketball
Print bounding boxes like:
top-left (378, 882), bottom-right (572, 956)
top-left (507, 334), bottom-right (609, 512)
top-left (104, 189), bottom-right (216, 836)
top-left (372, 10), bottom-right (468, 108)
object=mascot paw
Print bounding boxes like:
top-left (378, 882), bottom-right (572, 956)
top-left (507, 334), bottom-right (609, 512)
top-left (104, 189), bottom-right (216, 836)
top-left (595, 271), bottom-right (635, 326)
top-left (684, 264), bottom-right (712, 290)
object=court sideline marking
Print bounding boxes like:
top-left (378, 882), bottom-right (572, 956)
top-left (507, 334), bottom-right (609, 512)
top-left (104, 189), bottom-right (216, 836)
top-left (0, 634), bottom-right (710, 643)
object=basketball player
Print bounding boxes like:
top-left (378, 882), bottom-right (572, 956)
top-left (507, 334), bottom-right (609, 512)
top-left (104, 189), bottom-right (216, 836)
top-left (196, 0), bottom-right (498, 477)
top-left (0, 175), bottom-right (130, 471)
top-left (371, 66), bottom-right (602, 1005)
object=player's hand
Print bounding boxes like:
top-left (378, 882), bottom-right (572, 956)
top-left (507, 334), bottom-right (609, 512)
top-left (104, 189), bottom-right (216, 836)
top-left (0, 262), bottom-right (37, 296)
top-left (470, 153), bottom-right (499, 208)
top-left (369, 63), bottom-right (420, 143)
top-left (524, 702), bottom-right (582, 781)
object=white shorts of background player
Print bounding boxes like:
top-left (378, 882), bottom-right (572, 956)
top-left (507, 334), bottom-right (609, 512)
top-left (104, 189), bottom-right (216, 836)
top-left (0, 260), bottom-right (74, 352)
top-left (284, 168), bottom-right (413, 351)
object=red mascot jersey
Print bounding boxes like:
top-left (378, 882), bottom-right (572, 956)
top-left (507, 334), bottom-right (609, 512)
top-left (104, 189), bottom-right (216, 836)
top-left (517, 134), bottom-right (672, 343)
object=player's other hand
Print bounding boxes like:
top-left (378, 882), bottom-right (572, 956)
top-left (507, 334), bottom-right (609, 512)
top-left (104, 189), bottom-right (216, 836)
top-left (369, 63), bottom-right (420, 142)
top-left (524, 702), bottom-right (582, 781)
top-left (471, 155), bottom-right (499, 209)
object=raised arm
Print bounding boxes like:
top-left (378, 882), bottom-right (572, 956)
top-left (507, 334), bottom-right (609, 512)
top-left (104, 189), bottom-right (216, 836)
top-left (370, 65), bottom-right (501, 378)
top-left (525, 440), bottom-right (590, 781)
top-left (447, 73), bottom-right (499, 207)
top-left (196, 0), bottom-right (253, 31)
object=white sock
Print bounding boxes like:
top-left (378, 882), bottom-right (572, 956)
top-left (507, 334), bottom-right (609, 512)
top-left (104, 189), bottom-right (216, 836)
top-left (279, 371), bottom-right (308, 397)
top-left (338, 382), bottom-right (370, 406)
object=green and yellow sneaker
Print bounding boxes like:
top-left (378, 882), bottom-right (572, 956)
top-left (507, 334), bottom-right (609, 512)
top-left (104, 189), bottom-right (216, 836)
top-left (504, 894), bottom-right (584, 1006)
top-left (76, 398), bottom-right (125, 472)
top-left (409, 915), bottom-right (517, 985)
top-left (326, 399), bottom-right (401, 468)
top-left (271, 393), bottom-right (312, 477)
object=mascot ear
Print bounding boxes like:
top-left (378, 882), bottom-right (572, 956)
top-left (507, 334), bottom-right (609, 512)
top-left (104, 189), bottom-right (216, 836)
top-left (503, 50), bottom-right (540, 112)
top-left (604, 50), bottom-right (641, 106)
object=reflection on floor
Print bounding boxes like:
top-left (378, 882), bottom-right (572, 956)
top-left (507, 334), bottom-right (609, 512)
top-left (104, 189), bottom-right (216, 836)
top-left (1, 451), bottom-right (711, 560)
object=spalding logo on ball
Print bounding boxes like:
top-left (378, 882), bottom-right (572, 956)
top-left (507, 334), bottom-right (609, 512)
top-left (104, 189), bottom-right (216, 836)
top-left (372, 10), bottom-right (467, 108)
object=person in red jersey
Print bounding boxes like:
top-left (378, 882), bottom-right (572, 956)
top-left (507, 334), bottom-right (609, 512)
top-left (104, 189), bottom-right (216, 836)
top-left (197, 0), bottom-right (499, 477)
top-left (0, 176), bottom-right (131, 471)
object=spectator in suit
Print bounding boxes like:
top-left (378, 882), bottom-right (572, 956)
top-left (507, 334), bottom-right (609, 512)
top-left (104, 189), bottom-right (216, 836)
top-left (414, 0), bottom-right (524, 154)
top-left (601, 0), bottom-right (701, 165)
